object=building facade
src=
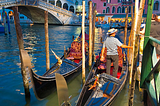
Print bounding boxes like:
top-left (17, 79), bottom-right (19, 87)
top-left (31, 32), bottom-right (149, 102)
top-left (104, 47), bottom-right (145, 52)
top-left (91, 0), bottom-right (160, 16)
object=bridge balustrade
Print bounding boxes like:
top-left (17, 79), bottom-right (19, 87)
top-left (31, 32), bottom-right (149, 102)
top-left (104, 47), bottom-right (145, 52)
top-left (140, 0), bottom-right (160, 105)
top-left (141, 36), bottom-right (160, 106)
top-left (0, 0), bottom-right (17, 6)
top-left (0, 0), bottom-right (76, 17)
top-left (0, 0), bottom-right (15, 3)
top-left (37, 0), bottom-right (75, 16)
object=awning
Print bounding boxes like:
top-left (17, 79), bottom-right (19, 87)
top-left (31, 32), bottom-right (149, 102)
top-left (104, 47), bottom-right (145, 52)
top-left (96, 14), bottom-right (147, 18)
top-left (96, 14), bottom-right (106, 17)
top-left (112, 14), bottom-right (147, 18)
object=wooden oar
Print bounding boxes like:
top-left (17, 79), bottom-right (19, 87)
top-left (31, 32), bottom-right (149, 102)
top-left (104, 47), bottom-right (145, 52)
top-left (55, 73), bottom-right (71, 106)
top-left (20, 49), bottom-right (32, 69)
top-left (51, 49), bottom-right (62, 66)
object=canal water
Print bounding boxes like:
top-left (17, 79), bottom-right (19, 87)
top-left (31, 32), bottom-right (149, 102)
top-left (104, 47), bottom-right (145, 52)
top-left (0, 24), bottom-right (143, 106)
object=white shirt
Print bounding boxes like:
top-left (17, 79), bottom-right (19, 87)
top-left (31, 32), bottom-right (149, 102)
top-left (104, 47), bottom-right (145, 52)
top-left (103, 36), bottom-right (122, 55)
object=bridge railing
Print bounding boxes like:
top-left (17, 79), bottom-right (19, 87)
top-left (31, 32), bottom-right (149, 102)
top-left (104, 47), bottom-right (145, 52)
top-left (0, 0), bottom-right (17, 6)
top-left (140, 0), bottom-right (160, 106)
top-left (1, 0), bottom-right (76, 17)
top-left (38, 0), bottom-right (76, 16)
top-left (0, 0), bottom-right (15, 3)
top-left (141, 36), bottom-right (160, 106)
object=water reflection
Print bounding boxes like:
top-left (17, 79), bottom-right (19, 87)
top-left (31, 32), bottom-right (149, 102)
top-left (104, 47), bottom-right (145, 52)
top-left (0, 24), bottom-right (143, 106)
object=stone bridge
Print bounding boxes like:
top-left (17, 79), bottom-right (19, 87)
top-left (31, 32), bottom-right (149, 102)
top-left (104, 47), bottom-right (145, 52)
top-left (0, 0), bottom-right (79, 25)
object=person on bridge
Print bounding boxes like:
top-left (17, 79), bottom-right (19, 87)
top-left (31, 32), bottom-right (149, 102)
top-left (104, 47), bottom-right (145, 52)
top-left (100, 28), bottom-right (133, 78)
top-left (137, 23), bottom-right (145, 92)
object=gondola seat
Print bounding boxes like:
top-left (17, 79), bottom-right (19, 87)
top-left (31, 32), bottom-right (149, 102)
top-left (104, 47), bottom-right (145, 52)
top-left (68, 41), bottom-right (82, 59)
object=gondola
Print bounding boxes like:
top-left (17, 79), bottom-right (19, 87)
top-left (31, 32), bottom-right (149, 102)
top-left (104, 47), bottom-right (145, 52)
top-left (76, 47), bottom-right (128, 106)
top-left (28, 34), bottom-right (89, 100)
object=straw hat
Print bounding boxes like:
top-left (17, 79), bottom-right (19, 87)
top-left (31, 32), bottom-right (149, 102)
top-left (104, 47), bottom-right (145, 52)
top-left (140, 24), bottom-right (145, 29)
top-left (107, 28), bottom-right (118, 35)
top-left (140, 24), bottom-right (145, 34)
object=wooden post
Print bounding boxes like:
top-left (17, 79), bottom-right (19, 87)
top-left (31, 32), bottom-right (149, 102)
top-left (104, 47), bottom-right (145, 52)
top-left (127, 3), bottom-right (134, 59)
top-left (129, 0), bottom-right (146, 105)
top-left (64, 46), bottom-right (66, 59)
top-left (82, 1), bottom-right (86, 85)
top-left (2, 7), bottom-right (7, 35)
top-left (89, 1), bottom-right (92, 67)
top-left (92, 4), bottom-right (96, 54)
top-left (128, 0), bottom-right (138, 87)
top-left (12, 6), bottom-right (30, 98)
top-left (44, 11), bottom-right (50, 71)
top-left (124, 6), bottom-right (128, 45)
top-left (131, 4), bottom-right (133, 20)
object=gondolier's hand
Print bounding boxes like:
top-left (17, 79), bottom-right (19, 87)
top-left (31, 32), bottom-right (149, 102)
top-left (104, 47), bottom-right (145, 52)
top-left (100, 47), bottom-right (106, 61)
top-left (100, 55), bottom-right (105, 61)
top-left (121, 44), bottom-right (133, 49)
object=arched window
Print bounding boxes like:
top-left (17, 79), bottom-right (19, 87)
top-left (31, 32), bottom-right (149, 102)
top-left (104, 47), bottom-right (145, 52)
top-left (106, 0), bottom-right (111, 3)
top-left (106, 7), bottom-right (110, 13)
top-left (50, 0), bottom-right (55, 5)
top-left (69, 6), bottom-right (74, 13)
top-left (63, 3), bottom-right (68, 10)
top-left (112, 6), bottom-right (115, 13)
top-left (56, 0), bottom-right (62, 8)
top-left (117, 7), bottom-right (121, 13)
top-left (103, 10), bottom-right (105, 13)
top-left (154, 1), bottom-right (159, 10)
top-left (118, 0), bottom-right (121, 3)
top-left (122, 6), bottom-right (125, 13)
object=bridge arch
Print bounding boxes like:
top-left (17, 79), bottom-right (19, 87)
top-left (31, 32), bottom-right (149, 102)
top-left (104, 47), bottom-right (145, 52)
top-left (69, 6), bottom-right (74, 13)
top-left (55, 0), bottom-right (76, 13)
top-left (63, 3), bottom-right (68, 10)
top-left (0, 0), bottom-right (79, 25)
top-left (56, 0), bottom-right (62, 8)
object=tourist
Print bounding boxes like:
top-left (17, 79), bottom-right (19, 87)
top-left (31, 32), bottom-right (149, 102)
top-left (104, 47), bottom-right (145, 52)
top-left (138, 24), bottom-right (145, 68)
top-left (137, 24), bottom-right (145, 92)
top-left (100, 28), bottom-right (133, 78)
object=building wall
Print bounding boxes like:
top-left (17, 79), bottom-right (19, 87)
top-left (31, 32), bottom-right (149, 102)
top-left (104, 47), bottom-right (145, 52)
top-left (152, 0), bottom-right (160, 15)
top-left (91, 0), bottom-right (160, 16)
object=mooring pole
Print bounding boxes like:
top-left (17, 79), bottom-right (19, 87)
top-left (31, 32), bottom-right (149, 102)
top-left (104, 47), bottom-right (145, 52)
top-left (44, 11), bottom-right (50, 71)
top-left (128, 0), bottom-right (138, 87)
top-left (131, 4), bottom-right (133, 20)
top-left (12, 6), bottom-right (30, 98)
top-left (129, 0), bottom-right (146, 105)
top-left (124, 6), bottom-right (128, 45)
top-left (82, 0), bottom-right (86, 85)
top-left (89, 1), bottom-right (93, 67)
top-left (2, 7), bottom-right (7, 35)
top-left (92, 4), bottom-right (96, 54)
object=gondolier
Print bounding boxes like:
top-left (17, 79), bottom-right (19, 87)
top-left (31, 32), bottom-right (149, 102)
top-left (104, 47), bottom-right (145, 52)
top-left (100, 28), bottom-right (133, 78)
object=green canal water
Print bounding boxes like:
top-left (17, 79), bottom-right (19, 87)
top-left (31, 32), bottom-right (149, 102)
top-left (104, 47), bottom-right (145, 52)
top-left (0, 24), bottom-right (143, 106)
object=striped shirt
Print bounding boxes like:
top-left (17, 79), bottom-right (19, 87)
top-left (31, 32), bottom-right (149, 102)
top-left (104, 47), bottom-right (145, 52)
top-left (103, 36), bottom-right (122, 55)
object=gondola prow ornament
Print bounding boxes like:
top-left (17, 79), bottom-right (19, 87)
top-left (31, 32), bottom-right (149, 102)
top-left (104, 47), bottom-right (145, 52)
top-left (51, 49), bottom-right (62, 66)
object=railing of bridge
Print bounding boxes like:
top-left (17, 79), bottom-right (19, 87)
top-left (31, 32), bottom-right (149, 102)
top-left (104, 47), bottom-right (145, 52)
top-left (38, 0), bottom-right (76, 16)
top-left (140, 0), bottom-right (160, 106)
top-left (0, 0), bottom-right (77, 17)
top-left (0, 0), bottom-right (15, 3)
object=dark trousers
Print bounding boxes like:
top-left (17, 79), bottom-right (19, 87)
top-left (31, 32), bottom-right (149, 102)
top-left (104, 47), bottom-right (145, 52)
top-left (106, 55), bottom-right (119, 77)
